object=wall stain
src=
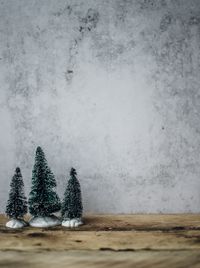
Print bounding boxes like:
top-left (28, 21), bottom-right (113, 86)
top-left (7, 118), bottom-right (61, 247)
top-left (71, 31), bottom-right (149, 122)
top-left (139, 0), bottom-right (166, 10)
top-left (160, 13), bottom-right (173, 32)
top-left (65, 8), bottom-right (99, 83)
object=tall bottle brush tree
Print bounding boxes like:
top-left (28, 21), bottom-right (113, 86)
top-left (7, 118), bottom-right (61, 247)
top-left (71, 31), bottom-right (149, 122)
top-left (6, 167), bottom-right (27, 219)
top-left (28, 146), bottom-right (61, 217)
top-left (62, 168), bottom-right (83, 220)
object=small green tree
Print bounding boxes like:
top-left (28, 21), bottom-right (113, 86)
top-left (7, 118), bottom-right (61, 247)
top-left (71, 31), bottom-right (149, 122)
top-left (28, 146), bottom-right (61, 217)
top-left (6, 167), bottom-right (27, 219)
top-left (62, 168), bottom-right (83, 219)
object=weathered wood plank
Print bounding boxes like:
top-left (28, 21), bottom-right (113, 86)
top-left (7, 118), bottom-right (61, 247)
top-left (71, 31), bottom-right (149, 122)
top-left (0, 250), bottom-right (200, 268)
top-left (0, 215), bottom-right (200, 267)
top-left (1, 230), bottom-right (200, 251)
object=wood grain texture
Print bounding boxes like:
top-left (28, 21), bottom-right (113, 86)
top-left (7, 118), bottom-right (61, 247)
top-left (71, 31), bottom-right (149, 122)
top-left (0, 214), bottom-right (200, 268)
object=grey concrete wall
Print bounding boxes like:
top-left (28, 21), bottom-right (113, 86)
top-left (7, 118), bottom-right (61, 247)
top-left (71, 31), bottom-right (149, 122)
top-left (0, 0), bottom-right (200, 213)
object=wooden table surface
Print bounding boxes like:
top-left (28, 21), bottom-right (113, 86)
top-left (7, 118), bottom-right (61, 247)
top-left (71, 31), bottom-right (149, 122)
top-left (0, 214), bottom-right (200, 268)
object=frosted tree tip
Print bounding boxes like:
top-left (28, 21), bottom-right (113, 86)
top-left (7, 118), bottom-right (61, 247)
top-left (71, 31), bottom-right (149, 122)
top-left (36, 146), bottom-right (42, 152)
top-left (15, 167), bottom-right (21, 173)
top-left (70, 167), bottom-right (77, 176)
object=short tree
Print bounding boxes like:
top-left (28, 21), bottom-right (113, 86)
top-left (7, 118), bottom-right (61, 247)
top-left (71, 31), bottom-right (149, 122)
top-left (28, 146), bottom-right (61, 217)
top-left (6, 167), bottom-right (27, 219)
top-left (62, 168), bottom-right (83, 219)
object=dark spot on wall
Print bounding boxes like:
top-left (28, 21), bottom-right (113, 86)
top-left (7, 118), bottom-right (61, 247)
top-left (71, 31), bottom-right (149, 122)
top-left (160, 14), bottom-right (172, 32)
top-left (67, 5), bottom-right (73, 15)
top-left (65, 8), bottom-right (99, 84)
top-left (53, 5), bottom-right (72, 17)
top-left (67, 70), bottom-right (73, 74)
top-left (79, 8), bottom-right (99, 35)
top-left (65, 70), bottom-right (74, 82)
top-left (79, 26), bottom-right (84, 32)
top-left (115, 0), bottom-right (134, 23)
top-left (189, 16), bottom-right (200, 26)
top-left (140, 0), bottom-right (166, 10)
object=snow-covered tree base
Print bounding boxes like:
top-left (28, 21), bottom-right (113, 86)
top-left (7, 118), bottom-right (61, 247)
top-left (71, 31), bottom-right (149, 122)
top-left (6, 219), bottom-right (28, 229)
top-left (29, 216), bottom-right (61, 227)
top-left (62, 218), bottom-right (83, 228)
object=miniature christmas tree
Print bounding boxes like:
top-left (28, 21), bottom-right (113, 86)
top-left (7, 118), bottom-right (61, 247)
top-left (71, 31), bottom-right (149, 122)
top-left (28, 146), bottom-right (61, 227)
top-left (5, 167), bottom-right (28, 228)
top-left (62, 168), bottom-right (83, 227)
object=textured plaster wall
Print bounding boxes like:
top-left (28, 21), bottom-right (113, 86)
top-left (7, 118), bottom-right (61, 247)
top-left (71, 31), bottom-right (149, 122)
top-left (0, 0), bottom-right (200, 213)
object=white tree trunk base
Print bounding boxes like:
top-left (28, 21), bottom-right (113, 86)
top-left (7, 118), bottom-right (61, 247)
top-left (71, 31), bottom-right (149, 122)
top-left (6, 219), bottom-right (27, 229)
top-left (62, 218), bottom-right (83, 228)
top-left (29, 216), bottom-right (61, 228)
